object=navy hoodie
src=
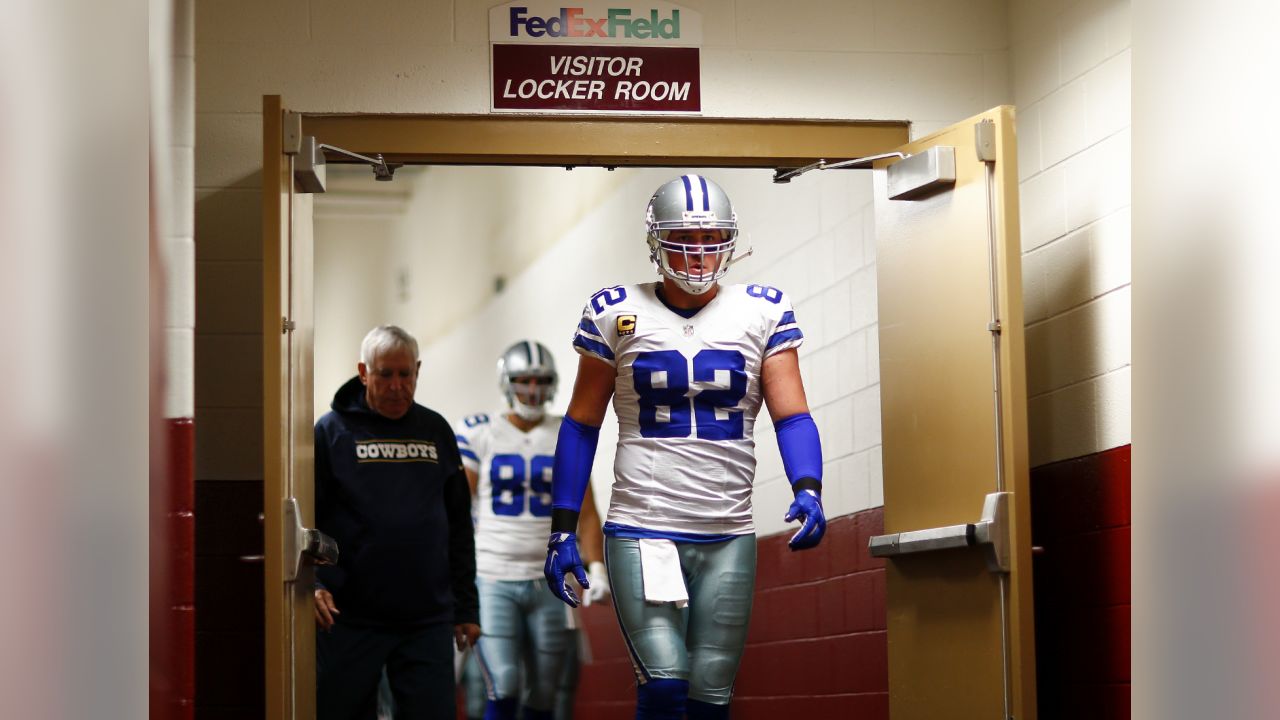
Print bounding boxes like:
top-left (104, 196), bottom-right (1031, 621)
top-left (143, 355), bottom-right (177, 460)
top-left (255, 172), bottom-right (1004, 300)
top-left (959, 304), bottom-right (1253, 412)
top-left (314, 376), bottom-right (478, 628)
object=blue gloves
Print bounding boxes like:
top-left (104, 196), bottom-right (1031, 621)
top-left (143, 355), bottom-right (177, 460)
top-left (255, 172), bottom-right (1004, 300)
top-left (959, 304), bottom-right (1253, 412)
top-left (785, 489), bottom-right (826, 551)
top-left (544, 532), bottom-right (590, 607)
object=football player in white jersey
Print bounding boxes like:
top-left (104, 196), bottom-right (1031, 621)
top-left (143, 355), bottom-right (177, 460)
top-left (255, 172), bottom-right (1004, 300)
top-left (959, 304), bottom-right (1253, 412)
top-left (544, 174), bottom-right (827, 720)
top-left (456, 340), bottom-right (608, 720)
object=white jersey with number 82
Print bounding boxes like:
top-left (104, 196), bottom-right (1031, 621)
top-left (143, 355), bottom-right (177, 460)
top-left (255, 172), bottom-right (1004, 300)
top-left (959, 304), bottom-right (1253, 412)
top-left (572, 282), bottom-right (803, 536)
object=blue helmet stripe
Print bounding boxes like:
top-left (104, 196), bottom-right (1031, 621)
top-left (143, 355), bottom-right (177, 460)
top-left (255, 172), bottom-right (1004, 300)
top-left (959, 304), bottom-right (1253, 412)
top-left (573, 333), bottom-right (615, 361)
top-left (766, 328), bottom-right (805, 350)
top-left (698, 175), bottom-right (710, 210)
top-left (681, 175), bottom-right (694, 211)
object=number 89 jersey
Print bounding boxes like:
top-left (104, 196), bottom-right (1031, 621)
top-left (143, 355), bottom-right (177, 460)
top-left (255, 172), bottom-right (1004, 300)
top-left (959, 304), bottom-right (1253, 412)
top-left (455, 412), bottom-right (562, 581)
top-left (572, 282), bottom-right (804, 536)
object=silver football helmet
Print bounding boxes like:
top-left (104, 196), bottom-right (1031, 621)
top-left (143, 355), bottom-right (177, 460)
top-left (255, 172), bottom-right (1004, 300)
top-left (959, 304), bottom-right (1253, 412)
top-left (497, 340), bottom-right (558, 421)
top-left (645, 174), bottom-right (739, 295)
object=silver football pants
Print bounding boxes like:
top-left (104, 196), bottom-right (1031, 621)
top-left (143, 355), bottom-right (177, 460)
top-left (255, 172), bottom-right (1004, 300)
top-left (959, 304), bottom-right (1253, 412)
top-left (476, 577), bottom-right (574, 711)
top-left (604, 534), bottom-right (756, 705)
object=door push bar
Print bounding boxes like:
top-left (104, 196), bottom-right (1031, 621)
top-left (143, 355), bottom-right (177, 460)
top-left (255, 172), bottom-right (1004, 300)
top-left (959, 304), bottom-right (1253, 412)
top-left (868, 492), bottom-right (1011, 573)
top-left (284, 497), bottom-right (340, 582)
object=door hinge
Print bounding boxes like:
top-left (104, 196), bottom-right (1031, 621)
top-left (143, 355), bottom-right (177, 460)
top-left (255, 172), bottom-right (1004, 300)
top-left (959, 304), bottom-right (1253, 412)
top-left (988, 320), bottom-right (1002, 334)
top-left (282, 317), bottom-right (295, 334)
top-left (975, 119), bottom-right (997, 163)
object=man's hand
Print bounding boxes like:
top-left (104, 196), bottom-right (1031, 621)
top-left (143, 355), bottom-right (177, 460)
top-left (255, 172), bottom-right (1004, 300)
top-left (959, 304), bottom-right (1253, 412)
top-left (785, 489), bottom-right (827, 551)
top-left (314, 588), bottom-right (341, 630)
top-left (582, 561), bottom-right (610, 607)
top-left (544, 532), bottom-right (589, 607)
top-left (454, 623), bottom-right (481, 650)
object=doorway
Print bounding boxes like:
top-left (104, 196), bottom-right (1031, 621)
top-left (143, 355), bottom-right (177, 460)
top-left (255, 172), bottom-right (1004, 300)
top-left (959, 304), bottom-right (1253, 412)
top-left (265, 100), bottom-right (1034, 720)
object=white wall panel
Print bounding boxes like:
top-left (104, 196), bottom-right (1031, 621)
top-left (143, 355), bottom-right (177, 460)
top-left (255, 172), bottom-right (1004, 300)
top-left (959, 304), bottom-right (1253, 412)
top-left (165, 235), bottom-right (196, 331)
top-left (872, 0), bottom-right (1007, 53)
top-left (736, 0), bottom-right (874, 51)
top-left (835, 330), bottom-right (870, 398)
top-left (1040, 79), bottom-right (1088, 168)
top-left (821, 279), bottom-right (853, 342)
top-left (1059, 0), bottom-right (1111, 82)
top-left (1014, 0), bottom-right (1131, 464)
top-left (1084, 50), bottom-right (1131, 143)
top-left (195, 0), bottom-right (311, 45)
top-left (309, 0), bottom-right (454, 45)
top-left (164, 327), bottom-right (194, 419)
top-left (852, 385), bottom-right (882, 454)
top-left (1016, 102), bottom-right (1043, 181)
top-left (1088, 207), bottom-right (1131, 296)
top-left (1019, 165), bottom-right (1068, 252)
top-left (1025, 286), bottom-right (1131, 396)
top-left (1063, 127), bottom-right (1130, 232)
top-left (194, 113), bottom-right (262, 189)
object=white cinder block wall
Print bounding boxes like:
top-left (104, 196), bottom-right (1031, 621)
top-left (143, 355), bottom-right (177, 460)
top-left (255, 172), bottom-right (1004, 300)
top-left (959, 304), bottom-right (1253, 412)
top-left (1012, 0), bottom-right (1131, 465)
top-left (155, 0), bottom-right (195, 420)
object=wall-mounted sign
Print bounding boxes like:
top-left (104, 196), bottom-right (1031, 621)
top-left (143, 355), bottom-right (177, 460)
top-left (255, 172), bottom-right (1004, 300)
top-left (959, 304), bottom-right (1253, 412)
top-left (489, 2), bottom-right (702, 114)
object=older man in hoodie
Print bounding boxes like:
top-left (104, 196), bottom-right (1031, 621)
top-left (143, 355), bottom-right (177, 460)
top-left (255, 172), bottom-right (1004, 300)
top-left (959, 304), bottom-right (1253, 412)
top-left (313, 324), bottom-right (481, 720)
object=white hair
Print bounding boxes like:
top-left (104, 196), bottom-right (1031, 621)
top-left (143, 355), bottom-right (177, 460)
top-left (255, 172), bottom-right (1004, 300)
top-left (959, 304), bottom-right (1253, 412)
top-left (360, 325), bottom-right (419, 368)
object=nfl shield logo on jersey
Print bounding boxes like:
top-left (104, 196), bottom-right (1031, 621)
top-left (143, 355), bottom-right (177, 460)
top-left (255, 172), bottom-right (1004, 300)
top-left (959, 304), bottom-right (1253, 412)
top-left (682, 324), bottom-right (695, 337)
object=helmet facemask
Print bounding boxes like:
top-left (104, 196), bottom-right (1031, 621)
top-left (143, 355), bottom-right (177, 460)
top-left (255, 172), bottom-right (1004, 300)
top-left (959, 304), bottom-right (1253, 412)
top-left (648, 225), bottom-right (737, 295)
top-left (506, 375), bottom-right (555, 421)
top-left (497, 340), bottom-right (558, 423)
top-left (645, 174), bottom-right (740, 295)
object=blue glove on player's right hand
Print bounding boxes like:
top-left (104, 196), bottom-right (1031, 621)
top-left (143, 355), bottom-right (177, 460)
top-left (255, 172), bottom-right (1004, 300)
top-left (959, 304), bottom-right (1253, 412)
top-left (544, 532), bottom-right (590, 607)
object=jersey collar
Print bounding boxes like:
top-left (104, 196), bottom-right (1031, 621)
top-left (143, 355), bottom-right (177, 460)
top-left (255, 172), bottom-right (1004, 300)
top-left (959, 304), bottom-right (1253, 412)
top-left (653, 282), bottom-right (715, 319)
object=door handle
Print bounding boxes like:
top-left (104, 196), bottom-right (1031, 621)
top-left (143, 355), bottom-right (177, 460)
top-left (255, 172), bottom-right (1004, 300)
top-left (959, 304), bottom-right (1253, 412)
top-left (284, 497), bottom-right (339, 582)
top-left (868, 491), bottom-right (1010, 573)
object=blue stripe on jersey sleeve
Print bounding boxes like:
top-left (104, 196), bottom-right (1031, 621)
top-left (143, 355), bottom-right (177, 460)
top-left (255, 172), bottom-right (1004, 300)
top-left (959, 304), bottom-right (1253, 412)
top-left (573, 333), bottom-right (615, 361)
top-left (779, 310), bottom-right (796, 326)
top-left (578, 316), bottom-right (604, 338)
top-left (766, 327), bottom-right (805, 350)
top-left (455, 433), bottom-right (470, 446)
top-left (459, 448), bottom-right (478, 462)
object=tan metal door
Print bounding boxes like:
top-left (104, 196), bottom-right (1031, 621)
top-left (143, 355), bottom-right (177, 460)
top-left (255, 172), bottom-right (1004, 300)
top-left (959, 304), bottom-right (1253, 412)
top-left (872, 106), bottom-right (1035, 719)
top-left (263, 94), bottom-right (319, 720)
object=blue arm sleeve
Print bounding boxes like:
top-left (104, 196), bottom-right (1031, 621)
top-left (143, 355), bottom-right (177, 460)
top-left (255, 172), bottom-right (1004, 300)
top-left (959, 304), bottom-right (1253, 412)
top-left (551, 415), bottom-right (601, 512)
top-left (775, 412), bottom-right (823, 489)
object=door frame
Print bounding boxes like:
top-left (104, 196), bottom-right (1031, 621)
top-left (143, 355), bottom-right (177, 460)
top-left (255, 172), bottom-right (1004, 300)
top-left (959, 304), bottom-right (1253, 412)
top-left (262, 96), bottom-right (912, 719)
